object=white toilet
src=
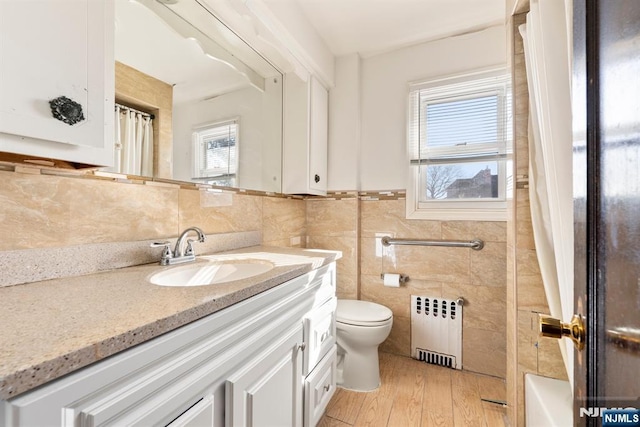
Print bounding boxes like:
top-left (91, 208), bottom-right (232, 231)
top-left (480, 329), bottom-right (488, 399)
top-left (335, 299), bottom-right (393, 391)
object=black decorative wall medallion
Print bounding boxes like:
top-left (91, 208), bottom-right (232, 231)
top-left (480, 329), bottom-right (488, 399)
top-left (49, 96), bottom-right (85, 125)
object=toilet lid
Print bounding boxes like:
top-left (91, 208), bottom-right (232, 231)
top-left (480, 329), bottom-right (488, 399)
top-left (336, 299), bottom-right (393, 326)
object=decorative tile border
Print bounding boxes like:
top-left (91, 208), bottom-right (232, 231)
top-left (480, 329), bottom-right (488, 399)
top-left (306, 191), bottom-right (359, 201)
top-left (306, 190), bottom-right (407, 201)
top-left (359, 190), bottom-right (406, 201)
top-left (516, 173), bottom-right (529, 189)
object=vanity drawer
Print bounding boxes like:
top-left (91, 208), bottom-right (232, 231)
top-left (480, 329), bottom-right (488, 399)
top-left (304, 346), bottom-right (337, 427)
top-left (308, 263), bottom-right (336, 308)
top-left (303, 297), bottom-right (336, 376)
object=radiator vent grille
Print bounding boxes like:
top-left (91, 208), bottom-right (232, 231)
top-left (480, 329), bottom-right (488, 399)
top-left (415, 348), bottom-right (456, 369)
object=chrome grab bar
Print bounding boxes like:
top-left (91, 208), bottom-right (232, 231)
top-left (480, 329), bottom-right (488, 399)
top-left (381, 236), bottom-right (484, 251)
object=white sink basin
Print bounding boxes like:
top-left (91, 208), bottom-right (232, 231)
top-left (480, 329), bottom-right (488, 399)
top-left (149, 260), bottom-right (274, 287)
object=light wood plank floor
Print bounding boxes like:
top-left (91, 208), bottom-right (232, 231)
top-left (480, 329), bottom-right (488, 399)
top-left (318, 352), bottom-right (508, 427)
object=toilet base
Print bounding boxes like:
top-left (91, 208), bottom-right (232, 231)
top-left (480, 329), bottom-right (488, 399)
top-left (334, 301), bottom-right (393, 392)
top-left (336, 343), bottom-right (382, 392)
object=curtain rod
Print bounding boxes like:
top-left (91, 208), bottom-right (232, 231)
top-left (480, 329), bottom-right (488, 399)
top-left (115, 103), bottom-right (155, 120)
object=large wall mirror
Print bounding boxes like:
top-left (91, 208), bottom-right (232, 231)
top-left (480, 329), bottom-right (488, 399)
top-left (112, 0), bottom-right (283, 193)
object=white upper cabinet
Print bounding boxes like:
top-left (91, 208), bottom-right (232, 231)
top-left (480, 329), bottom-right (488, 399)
top-left (283, 74), bottom-right (328, 195)
top-left (0, 0), bottom-right (114, 168)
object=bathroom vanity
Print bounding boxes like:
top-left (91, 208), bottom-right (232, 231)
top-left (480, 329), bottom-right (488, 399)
top-left (0, 247), bottom-right (338, 426)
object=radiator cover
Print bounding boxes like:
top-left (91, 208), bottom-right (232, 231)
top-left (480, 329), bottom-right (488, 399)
top-left (410, 295), bottom-right (463, 369)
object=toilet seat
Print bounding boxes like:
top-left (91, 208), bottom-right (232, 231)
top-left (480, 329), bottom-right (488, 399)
top-left (336, 299), bottom-right (393, 327)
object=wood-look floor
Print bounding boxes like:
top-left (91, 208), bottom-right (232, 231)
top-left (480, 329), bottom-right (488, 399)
top-left (318, 352), bottom-right (508, 427)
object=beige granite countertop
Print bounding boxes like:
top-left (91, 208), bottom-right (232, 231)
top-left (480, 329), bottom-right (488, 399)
top-left (0, 246), bottom-right (339, 400)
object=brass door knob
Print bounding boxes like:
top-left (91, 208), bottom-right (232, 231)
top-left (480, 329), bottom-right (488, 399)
top-left (539, 313), bottom-right (586, 351)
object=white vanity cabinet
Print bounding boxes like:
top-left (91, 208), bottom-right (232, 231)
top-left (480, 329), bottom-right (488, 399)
top-left (0, 0), bottom-right (114, 168)
top-left (2, 262), bottom-right (337, 427)
top-left (283, 74), bottom-right (328, 196)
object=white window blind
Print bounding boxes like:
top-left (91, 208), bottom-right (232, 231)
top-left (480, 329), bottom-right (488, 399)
top-left (409, 70), bottom-right (511, 166)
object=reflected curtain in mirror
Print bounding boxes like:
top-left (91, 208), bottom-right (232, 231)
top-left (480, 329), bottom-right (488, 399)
top-left (113, 104), bottom-right (154, 176)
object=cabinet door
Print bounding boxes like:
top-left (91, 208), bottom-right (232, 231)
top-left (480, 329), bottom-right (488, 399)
top-left (308, 76), bottom-right (328, 194)
top-left (167, 394), bottom-right (215, 427)
top-left (0, 0), bottom-right (114, 167)
top-left (282, 73), bottom-right (310, 194)
top-left (304, 347), bottom-right (337, 427)
top-left (282, 73), bottom-right (328, 196)
top-left (226, 324), bottom-right (303, 427)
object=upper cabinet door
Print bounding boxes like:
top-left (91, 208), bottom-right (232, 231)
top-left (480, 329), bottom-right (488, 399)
top-left (308, 76), bottom-right (328, 194)
top-left (0, 0), bottom-right (114, 167)
top-left (283, 74), bottom-right (328, 196)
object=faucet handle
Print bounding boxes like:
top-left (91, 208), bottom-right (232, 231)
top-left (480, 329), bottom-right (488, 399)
top-left (151, 241), bottom-right (173, 264)
top-left (184, 239), bottom-right (197, 256)
top-left (150, 241), bottom-right (171, 249)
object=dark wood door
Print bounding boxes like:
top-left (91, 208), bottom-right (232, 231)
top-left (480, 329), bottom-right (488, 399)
top-left (573, 1), bottom-right (640, 425)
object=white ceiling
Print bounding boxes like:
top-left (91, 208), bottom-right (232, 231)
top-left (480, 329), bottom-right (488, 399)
top-left (292, 0), bottom-right (506, 57)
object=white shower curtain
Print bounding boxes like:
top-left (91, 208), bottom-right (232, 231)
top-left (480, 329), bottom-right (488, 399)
top-left (519, 0), bottom-right (574, 386)
top-left (114, 106), bottom-right (154, 176)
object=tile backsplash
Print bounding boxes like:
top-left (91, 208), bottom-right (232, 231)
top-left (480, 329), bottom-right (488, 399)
top-left (1, 170), bottom-right (178, 250)
top-left (0, 168), bottom-right (306, 287)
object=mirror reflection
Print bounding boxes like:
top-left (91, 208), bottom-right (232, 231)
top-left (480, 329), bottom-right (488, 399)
top-left (112, 0), bottom-right (283, 192)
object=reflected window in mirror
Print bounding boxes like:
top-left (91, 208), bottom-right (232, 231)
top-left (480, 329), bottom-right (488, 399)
top-left (193, 119), bottom-right (238, 187)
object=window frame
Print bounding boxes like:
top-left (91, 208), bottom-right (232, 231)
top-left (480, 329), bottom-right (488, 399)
top-left (406, 68), bottom-right (511, 221)
top-left (191, 118), bottom-right (239, 182)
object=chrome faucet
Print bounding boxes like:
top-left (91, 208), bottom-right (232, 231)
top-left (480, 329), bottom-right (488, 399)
top-left (151, 227), bottom-right (206, 265)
